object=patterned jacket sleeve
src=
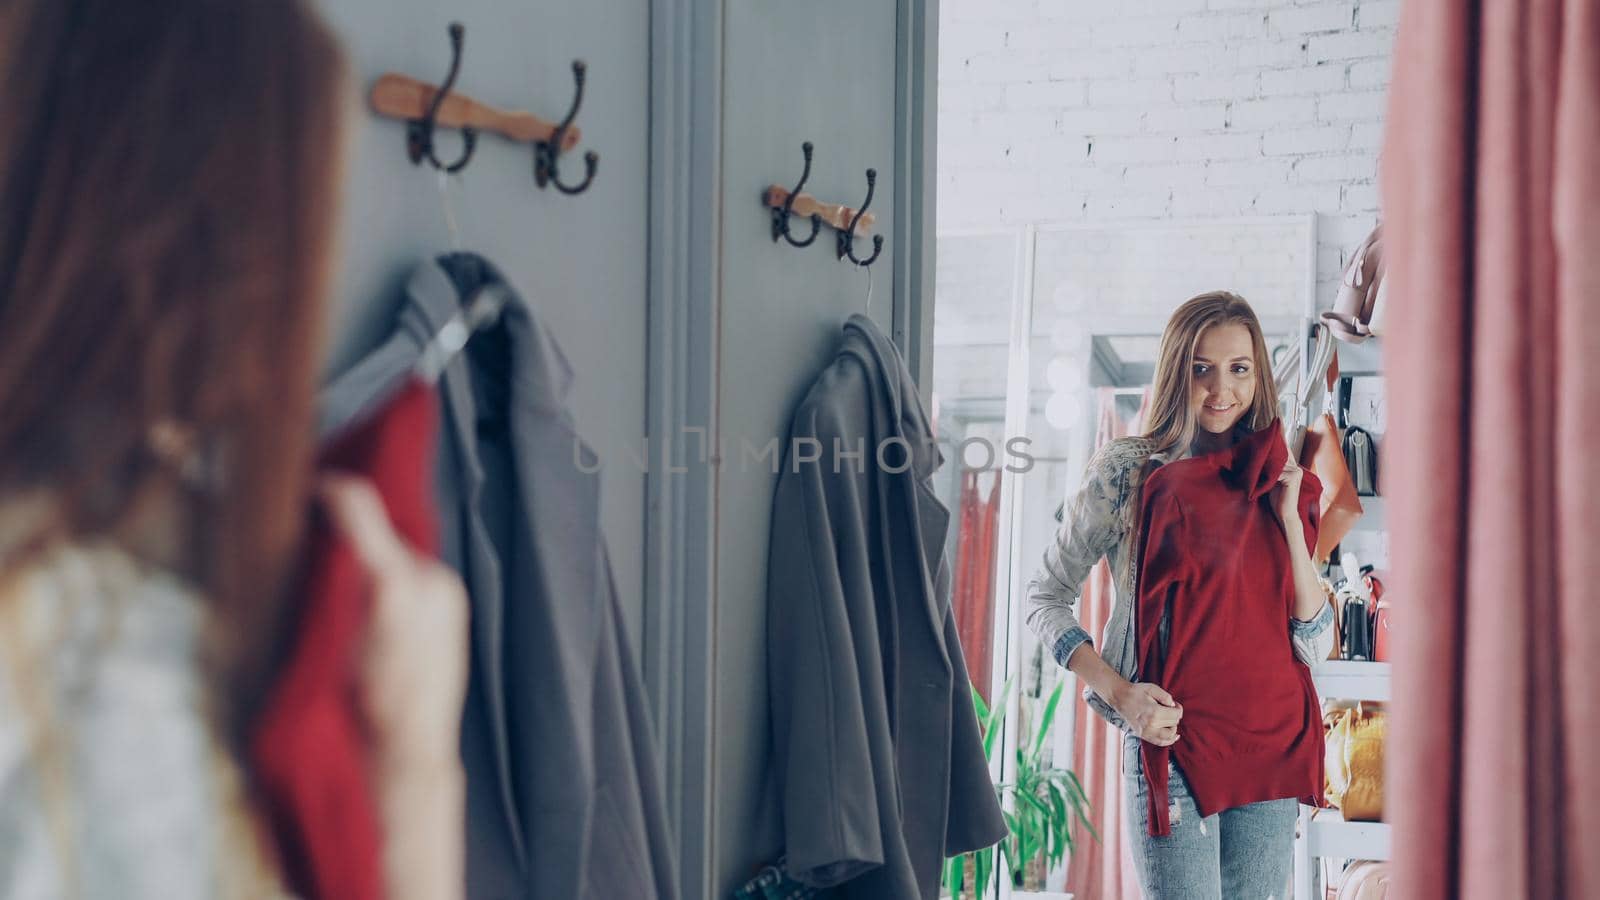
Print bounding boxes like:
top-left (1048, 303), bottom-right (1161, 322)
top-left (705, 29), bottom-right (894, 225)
top-left (1023, 442), bottom-right (1131, 670)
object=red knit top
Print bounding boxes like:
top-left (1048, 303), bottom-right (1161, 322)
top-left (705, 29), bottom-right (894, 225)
top-left (1133, 421), bottom-right (1327, 836)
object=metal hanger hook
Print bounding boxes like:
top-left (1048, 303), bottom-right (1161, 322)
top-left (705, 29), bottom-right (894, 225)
top-left (408, 22), bottom-right (477, 173)
top-left (534, 60), bottom-right (600, 195)
top-left (837, 168), bottom-right (883, 267)
top-left (772, 141), bottom-right (822, 248)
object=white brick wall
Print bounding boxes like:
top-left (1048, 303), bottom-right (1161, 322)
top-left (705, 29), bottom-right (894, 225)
top-left (938, 0), bottom-right (1396, 309)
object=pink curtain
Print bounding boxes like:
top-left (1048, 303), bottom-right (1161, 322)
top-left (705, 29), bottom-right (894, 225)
top-left (1065, 388), bottom-right (1149, 900)
top-left (1383, 1), bottom-right (1600, 896)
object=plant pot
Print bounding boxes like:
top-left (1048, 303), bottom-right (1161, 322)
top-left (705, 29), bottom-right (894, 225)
top-left (1022, 856), bottom-right (1047, 892)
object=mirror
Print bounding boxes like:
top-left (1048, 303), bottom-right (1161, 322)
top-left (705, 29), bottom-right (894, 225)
top-left (932, 5), bottom-right (1395, 896)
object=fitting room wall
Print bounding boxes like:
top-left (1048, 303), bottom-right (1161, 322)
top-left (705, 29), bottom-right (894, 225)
top-left (315, 0), bottom-right (654, 647)
top-left (313, 2), bottom-right (936, 898)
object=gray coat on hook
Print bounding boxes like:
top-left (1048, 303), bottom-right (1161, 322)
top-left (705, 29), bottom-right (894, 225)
top-left (320, 255), bottom-right (678, 900)
top-left (766, 314), bottom-right (1007, 900)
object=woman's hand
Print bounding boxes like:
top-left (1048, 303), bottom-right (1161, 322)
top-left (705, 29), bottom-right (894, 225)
top-left (320, 474), bottom-right (468, 900)
top-left (1112, 681), bottom-right (1184, 746)
top-left (1271, 454), bottom-right (1305, 536)
top-left (321, 474), bottom-right (469, 770)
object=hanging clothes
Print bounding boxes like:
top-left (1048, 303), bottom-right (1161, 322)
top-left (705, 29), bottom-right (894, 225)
top-left (320, 255), bottom-right (678, 900)
top-left (952, 468), bottom-right (1001, 702)
top-left (1132, 422), bottom-right (1326, 837)
top-left (766, 313), bottom-right (1007, 900)
top-left (251, 378), bottom-right (440, 900)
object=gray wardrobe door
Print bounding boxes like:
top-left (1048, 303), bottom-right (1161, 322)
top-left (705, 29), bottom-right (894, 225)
top-left (712, 2), bottom-right (904, 895)
top-left (317, 0), bottom-right (653, 644)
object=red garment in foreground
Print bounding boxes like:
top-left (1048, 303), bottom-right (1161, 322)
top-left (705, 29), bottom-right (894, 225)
top-left (250, 379), bottom-right (440, 900)
top-left (1133, 422), bottom-right (1326, 837)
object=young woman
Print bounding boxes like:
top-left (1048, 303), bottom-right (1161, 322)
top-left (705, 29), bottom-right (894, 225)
top-left (1025, 291), bottom-right (1336, 899)
top-left (0, 2), bottom-right (468, 898)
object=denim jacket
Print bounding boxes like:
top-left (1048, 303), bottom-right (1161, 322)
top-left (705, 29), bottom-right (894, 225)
top-left (1023, 435), bottom-right (1337, 734)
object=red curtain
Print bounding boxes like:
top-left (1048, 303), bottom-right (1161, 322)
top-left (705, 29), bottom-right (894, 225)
top-left (1384, 0), bottom-right (1600, 896)
top-left (1065, 388), bottom-right (1149, 900)
top-left (954, 467), bottom-right (1002, 703)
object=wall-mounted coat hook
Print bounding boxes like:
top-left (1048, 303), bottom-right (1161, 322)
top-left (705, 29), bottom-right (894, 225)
top-left (407, 23), bottom-right (476, 173)
top-left (371, 27), bottom-right (586, 183)
top-left (763, 144), bottom-right (881, 254)
top-left (533, 61), bottom-right (600, 195)
top-left (836, 169), bottom-right (883, 267)
top-left (768, 142), bottom-right (824, 248)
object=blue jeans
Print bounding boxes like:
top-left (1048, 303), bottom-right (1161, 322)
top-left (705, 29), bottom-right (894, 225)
top-left (1121, 733), bottom-right (1298, 900)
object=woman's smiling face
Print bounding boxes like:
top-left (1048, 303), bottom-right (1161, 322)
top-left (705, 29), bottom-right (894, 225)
top-left (1190, 323), bottom-right (1257, 434)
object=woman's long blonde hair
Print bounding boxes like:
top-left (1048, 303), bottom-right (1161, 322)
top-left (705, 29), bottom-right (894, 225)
top-left (1141, 291), bottom-right (1280, 458)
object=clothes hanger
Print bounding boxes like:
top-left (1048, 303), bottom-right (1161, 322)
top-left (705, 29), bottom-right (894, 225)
top-left (413, 282), bottom-right (508, 384)
top-left (437, 169), bottom-right (466, 254)
top-left (410, 170), bottom-right (507, 383)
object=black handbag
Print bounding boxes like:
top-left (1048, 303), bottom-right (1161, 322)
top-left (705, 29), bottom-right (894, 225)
top-left (1339, 592), bottom-right (1374, 661)
top-left (1343, 426), bottom-right (1377, 496)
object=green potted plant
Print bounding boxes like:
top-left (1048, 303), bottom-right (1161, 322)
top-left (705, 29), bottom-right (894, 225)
top-left (1002, 677), bottom-right (1097, 894)
top-left (941, 677), bottom-right (1097, 899)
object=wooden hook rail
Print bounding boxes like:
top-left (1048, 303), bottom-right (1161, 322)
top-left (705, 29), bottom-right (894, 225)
top-left (370, 74), bottom-right (582, 152)
top-left (762, 186), bottom-right (876, 235)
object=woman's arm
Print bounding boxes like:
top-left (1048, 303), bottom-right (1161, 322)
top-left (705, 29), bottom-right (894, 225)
top-left (1272, 456), bottom-right (1337, 663)
top-left (1024, 444), bottom-right (1181, 745)
top-left (1283, 516), bottom-right (1328, 622)
top-left (323, 476), bottom-right (469, 900)
top-left (1023, 447), bottom-right (1124, 669)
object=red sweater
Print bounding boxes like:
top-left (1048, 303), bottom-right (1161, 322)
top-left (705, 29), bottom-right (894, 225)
top-left (250, 378), bottom-right (440, 899)
top-left (1133, 422), bottom-right (1326, 836)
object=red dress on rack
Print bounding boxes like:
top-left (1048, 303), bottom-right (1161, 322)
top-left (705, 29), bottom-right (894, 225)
top-left (1133, 422), bottom-right (1328, 837)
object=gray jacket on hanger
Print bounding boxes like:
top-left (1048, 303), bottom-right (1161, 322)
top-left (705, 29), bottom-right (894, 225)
top-left (766, 313), bottom-right (1007, 900)
top-left (320, 255), bottom-right (678, 900)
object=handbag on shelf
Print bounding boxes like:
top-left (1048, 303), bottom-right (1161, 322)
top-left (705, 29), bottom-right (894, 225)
top-left (1334, 860), bottom-right (1394, 900)
top-left (1343, 426), bottom-right (1378, 496)
top-left (1360, 567), bottom-right (1392, 662)
top-left (1302, 413), bottom-right (1364, 565)
top-left (1324, 223), bottom-right (1385, 344)
top-left (1324, 702), bottom-right (1387, 822)
top-left (1371, 599), bottom-right (1392, 662)
top-left (1339, 591), bottom-right (1373, 661)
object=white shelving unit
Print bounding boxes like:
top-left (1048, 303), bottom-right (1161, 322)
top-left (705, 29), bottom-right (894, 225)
top-left (1310, 660), bottom-right (1390, 703)
top-left (1293, 661), bottom-right (1391, 900)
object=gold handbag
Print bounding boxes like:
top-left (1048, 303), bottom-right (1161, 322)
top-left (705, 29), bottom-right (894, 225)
top-left (1323, 702), bottom-right (1386, 821)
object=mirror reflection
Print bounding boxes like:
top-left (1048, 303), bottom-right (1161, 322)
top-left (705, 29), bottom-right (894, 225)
top-left (932, 5), bottom-right (1394, 899)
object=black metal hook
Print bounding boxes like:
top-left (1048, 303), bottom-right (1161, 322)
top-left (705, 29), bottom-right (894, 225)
top-left (771, 142), bottom-right (823, 248)
top-left (407, 23), bottom-right (477, 173)
top-left (836, 168), bottom-right (883, 267)
top-left (534, 61), bottom-right (599, 195)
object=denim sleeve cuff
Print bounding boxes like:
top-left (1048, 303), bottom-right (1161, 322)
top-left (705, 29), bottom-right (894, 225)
top-left (1290, 599), bottom-right (1336, 637)
top-left (1051, 627), bottom-right (1093, 668)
